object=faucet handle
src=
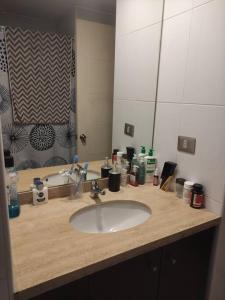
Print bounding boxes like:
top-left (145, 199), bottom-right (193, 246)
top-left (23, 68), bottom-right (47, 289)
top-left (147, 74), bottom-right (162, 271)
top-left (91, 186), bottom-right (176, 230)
top-left (90, 180), bottom-right (105, 199)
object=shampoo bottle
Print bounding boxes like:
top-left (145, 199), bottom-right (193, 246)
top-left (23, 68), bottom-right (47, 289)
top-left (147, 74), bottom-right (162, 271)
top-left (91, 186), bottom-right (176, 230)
top-left (138, 157), bottom-right (146, 185)
top-left (138, 146), bottom-right (146, 159)
top-left (144, 149), bottom-right (157, 183)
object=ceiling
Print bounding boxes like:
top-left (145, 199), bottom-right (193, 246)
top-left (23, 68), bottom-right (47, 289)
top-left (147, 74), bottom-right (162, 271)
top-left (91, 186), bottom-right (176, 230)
top-left (0, 0), bottom-right (116, 20)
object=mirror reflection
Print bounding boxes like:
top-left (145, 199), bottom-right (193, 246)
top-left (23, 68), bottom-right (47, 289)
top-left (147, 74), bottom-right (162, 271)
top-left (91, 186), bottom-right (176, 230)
top-left (0, 0), bottom-right (163, 192)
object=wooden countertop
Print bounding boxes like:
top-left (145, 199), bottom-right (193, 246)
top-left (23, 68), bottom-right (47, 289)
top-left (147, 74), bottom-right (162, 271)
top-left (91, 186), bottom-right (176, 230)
top-left (10, 185), bottom-right (220, 299)
top-left (17, 160), bottom-right (103, 192)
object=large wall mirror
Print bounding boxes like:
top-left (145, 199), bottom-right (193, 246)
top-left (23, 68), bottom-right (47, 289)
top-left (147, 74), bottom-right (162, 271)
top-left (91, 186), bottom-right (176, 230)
top-left (0, 0), bottom-right (164, 192)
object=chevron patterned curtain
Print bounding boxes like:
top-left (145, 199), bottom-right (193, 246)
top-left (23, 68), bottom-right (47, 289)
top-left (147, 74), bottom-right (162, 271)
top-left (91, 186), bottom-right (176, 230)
top-left (5, 27), bottom-right (72, 125)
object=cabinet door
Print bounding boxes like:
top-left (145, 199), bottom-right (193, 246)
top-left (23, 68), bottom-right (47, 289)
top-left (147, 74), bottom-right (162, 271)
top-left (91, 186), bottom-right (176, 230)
top-left (90, 249), bottom-right (162, 300)
top-left (29, 277), bottom-right (90, 300)
top-left (158, 228), bottom-right (215, 300)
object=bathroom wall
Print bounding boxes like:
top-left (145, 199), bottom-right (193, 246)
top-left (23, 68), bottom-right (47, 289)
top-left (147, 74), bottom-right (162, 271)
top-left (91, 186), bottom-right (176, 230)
top-left (153, 1), bottom-right (225, 299)
top-left (112, 0), bottom-right (164, 152)
top-left (154, 0), bottom-right (225, 215)
top-left (76, 18), bottom-right (115, 161)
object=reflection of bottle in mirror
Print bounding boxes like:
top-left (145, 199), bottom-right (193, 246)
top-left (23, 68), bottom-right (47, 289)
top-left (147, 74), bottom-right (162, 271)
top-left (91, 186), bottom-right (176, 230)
top-left (101, 157), bottom-right (112, 178)
top-left (121, 168), bottom-right (128, 187)
top-left (112, 149), bottom-right (119, 164)
top-left (33, 181), bottom-right (48, 205)
top-left (129, 165), bottom-right (139, 187)
top-left (4, 151), bottom-right (20, 218)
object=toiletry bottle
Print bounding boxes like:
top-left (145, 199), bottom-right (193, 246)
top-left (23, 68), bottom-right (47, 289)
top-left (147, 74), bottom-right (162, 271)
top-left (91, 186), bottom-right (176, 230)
top-left (108, 164), bottom-right (121, 192)
top-left (144, 149), bottom-right (157, 183)
top-left (153, 168), bottom-right (159, 186)
top-left (121, 168), bottom-right (128, 187)
top-left (138, 157), bottom-right (146, 185)
top-left (131, 154), bottom-right (139, 169)
top-left (101, 157), bottom-right (112, 178)
top-left (112, 149), bottom-right (119, 164)
top-left (191, 183), bottom-right (204, 209)
top-left (126, 146), bottom-right (135, 172)
top-left (4, 151), bottom-right (20, 218)
top-left (130, 165), bottom-right (139, 187)
top-left (116, 151), bottom-right (124, 172)
top-left (33, 181), bottom-right (48, 205)
top-left (183, 181), bottom-right (194, 204)
top-left (138, 146), bottom-right (146, 159)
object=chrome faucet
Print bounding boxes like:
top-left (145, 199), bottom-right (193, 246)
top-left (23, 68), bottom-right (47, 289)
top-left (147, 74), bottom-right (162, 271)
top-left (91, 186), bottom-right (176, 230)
top-left (90, 180), bottom-right (105, 201)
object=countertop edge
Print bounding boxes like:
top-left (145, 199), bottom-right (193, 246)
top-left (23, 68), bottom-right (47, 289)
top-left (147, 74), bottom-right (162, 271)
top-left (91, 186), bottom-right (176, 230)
top-left (15, 217), bottom-right (221, 300)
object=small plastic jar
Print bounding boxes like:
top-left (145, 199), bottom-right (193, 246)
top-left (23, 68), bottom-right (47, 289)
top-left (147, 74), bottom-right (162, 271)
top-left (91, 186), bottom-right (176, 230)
top-left (175, 178), bottom-right (186, 198)
top-left (183, 181), bottom-right (194, 204)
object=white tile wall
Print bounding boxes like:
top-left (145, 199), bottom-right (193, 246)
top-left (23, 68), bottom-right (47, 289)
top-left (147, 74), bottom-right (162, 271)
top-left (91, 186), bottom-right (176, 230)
top-left (116, 0), bottom-right (163, 36)
top-left (113, 100), bottom-right (155, 151)
top-left (113, 0), bottom-right (164, 151)
top-left (154, 103), bottom-right (180, 172)
top-left (158, 11), bottom-right (192, 101)
top-left (114, 24), bottom-right (161, 101)
top-left (164, 0), bottom-right (192, 19)
top-left (183, 0), bottom-right (225, 105)
top-left (155, 0), bottom-right (225, 215)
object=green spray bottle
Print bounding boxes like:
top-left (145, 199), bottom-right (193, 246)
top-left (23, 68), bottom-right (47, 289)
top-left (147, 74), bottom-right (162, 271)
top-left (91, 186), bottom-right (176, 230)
top-left (144, 149), bottom-right (157, 183)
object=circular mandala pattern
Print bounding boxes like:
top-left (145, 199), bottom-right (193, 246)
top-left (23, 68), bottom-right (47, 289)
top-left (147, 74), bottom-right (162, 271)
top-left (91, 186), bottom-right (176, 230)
top-left (56, 122), bottom-right (76, 149)
top-left (29, 125), bottom-right (55, 151)
top-left (44, 156), bottom-right (67, 167)
top-left (2, 124), bottom-right (29, 154)
top-left (0, 38), bottom-right (7, 72)
top-left (0, 84), bottom-right (10, 114)
top-left (71, 49), bottom-right (75, 77)
top-left (16, 160), bottom-right (41, 171)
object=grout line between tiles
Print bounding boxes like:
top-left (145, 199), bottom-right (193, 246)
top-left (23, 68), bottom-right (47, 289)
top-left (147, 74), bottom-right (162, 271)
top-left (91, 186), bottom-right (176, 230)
top-left (163, 0), bottom-right (216, 22)
top-left (157, 101), bottom-right (225, 108)
top-left (114, 99), bottom-right (156, 103)
top-left (117, 20), bottom-right (162, 38)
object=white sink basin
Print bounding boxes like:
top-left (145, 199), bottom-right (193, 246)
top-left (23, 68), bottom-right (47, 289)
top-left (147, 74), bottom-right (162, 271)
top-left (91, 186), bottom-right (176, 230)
top-left (43, 170), bottom-right (100, 187)
top-left (69, 200), bottom-right (151, 233)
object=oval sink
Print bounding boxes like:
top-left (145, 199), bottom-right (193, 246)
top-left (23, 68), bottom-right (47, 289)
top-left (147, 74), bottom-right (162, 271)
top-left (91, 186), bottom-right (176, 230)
top-left (69, 200), bottom-right (151, 233)
top-left (43, 170), bottom-right (100, 187)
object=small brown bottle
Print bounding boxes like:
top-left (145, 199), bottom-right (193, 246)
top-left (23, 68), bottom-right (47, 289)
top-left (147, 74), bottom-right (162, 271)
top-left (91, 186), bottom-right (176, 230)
top-left (153, 168), bottom-right (159, 186)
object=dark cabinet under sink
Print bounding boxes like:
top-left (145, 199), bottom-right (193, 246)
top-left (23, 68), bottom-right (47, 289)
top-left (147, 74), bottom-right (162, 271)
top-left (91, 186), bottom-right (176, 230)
top-left (30, 228), bottom-right (215, 300)
top-left (89, 249), bottom-right (161, 300)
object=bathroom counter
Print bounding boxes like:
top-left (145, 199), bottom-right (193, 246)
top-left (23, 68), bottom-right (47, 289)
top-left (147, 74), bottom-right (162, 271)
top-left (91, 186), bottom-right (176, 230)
top-left (10, 185), bottom-right (220, 299)
top-left (17, 160), bottom-right (103, 193)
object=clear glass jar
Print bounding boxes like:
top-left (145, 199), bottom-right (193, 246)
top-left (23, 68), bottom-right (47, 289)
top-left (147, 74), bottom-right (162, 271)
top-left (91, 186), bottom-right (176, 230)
top-left (175, 178), bottom-right (186, 198)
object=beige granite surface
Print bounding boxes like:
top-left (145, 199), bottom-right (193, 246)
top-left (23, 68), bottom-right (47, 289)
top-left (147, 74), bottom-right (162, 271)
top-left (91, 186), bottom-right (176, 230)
top-left (17, 160), bottom-right (103, 192)
top-left (10, 184), bottom-right (220, 299)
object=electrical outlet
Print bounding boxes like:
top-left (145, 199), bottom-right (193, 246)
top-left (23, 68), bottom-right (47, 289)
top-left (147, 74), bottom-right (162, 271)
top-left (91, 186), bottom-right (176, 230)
top-left (124, 123), bottom-right (134, 137)
top-left (177, 136), bottom-right (196, 154)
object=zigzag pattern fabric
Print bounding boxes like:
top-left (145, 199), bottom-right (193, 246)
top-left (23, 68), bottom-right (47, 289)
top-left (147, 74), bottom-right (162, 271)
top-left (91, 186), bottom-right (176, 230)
top-left (5, 27), bottom-right (72, 124)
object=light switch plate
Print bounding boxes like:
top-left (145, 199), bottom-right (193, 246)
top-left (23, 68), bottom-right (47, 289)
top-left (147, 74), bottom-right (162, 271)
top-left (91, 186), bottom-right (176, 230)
top-left (177, 136), bottom-right (196, 154)
top-left (124, 123), bottom-right (134, 137)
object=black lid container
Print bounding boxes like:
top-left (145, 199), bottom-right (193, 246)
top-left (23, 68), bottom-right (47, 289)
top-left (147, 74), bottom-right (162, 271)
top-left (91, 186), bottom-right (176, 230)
top-left (108, 170), bottom-right (121, 192)
top-left (126, 146), bottom-right (135, 162)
